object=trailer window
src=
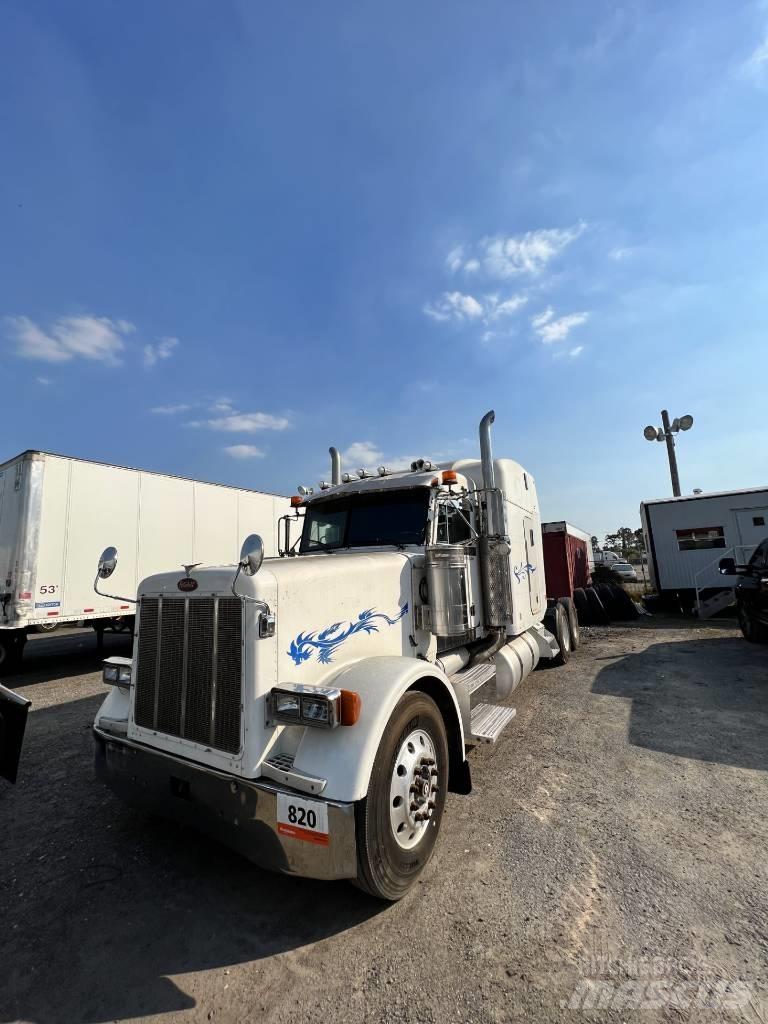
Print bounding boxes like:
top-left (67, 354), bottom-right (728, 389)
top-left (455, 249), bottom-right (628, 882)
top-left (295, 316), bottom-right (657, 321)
top-left (300, 489), bottom-right (430, 553)
top-left (675, 526), bottom-right (725, 551)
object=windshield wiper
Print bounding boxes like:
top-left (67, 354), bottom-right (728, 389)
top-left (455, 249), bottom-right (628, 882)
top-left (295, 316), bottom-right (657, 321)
top-left (306, 538), bottom-right (337, 553)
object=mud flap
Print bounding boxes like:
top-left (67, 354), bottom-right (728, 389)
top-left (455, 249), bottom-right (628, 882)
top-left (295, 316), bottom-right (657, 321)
top-left (0, 683), bottom-right (31, 783)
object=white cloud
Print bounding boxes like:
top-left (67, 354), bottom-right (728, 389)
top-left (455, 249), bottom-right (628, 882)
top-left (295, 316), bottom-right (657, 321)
top-left (342, 441), bottom-right (384, 466)
top-left (209, 397), bottom-right (236, 414)
top-left (485, 293), bottom-right (528, 320)
top-left (446, 246), bottom-right (465, 273)
top-left (197, 411), bottom-right (291, 433)
top-left (143, 335), bottom-right (179, 368)
top-left (744, 32), bottom-right (768, 82)
top-left (6, 314), bottom-right (133, 364)
top-left (531, 308), bottom-right (589, 344)
top-left (531, 307), bottom-right (554, 328)
top-left (480, 223), bottom-right (586, 278)
top-left (36, 376), bottom-right (51, 386)
top-left (569, 345), bottom-right (584, 357)
top-left (223, 444), bottom-right (265, 459)
top-left (464, 258), bottom-right (480, 273)
top-left (424, 291), bottom-right (484, 322)
top-left (424, 291), bottom-right (527, 325)
top-left (338, 441), bottom-right (425, 474)
top-left (151, 403), bottom-right (193, 415)
top-left (609, 246), bottom-right (634, 261)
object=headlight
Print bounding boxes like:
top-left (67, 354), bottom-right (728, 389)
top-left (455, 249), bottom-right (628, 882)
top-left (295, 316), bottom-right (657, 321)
top-left (275, 693), bottom-right (300, 717)
top-left (301, 697), bottom-right (330, 723)
top-left (268, 685), bottom-right (361, 729)
top-left (103, 659), bottom-right (132, 687)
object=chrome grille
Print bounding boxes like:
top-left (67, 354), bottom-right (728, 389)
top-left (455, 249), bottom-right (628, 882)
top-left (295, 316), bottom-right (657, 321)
top-left (134, 596), bottom-right (243, 754)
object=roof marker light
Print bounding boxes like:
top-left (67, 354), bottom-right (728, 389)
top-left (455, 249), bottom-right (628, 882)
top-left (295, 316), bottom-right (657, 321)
top-left (290, 495), bottom-right (303, 507)
top-left (442, 470), bottom-right (458, 485)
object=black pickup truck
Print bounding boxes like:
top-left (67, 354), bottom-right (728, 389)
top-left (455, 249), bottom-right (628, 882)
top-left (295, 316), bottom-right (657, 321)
top-left (719, 538), bottom-right (768, 643)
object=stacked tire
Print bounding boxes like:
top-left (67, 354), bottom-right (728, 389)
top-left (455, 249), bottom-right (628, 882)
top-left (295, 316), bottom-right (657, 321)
top-left (572, 583), bottom-right (639, 626)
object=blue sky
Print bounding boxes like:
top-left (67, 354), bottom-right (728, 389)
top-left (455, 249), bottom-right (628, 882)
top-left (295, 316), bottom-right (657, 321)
top-left (2, 0), bottom-right (768, 539)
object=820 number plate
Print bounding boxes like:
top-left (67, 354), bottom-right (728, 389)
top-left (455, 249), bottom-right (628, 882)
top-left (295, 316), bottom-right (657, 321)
top-left (276, 793), bottom-right (329, 846)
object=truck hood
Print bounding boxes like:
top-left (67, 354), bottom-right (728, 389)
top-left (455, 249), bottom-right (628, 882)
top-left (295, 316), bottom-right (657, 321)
top-left (139, 550), bottom-right (426, 688)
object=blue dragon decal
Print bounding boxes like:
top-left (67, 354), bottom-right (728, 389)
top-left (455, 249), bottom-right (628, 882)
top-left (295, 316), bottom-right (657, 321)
top-left (513, 562), bottom-right (536, 582)
top-left (288, 603), bottom-right (409, 666)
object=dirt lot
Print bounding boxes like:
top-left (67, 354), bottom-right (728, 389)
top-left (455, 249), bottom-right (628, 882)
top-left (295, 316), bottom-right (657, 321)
top-left (2, 620), bottom-right (767, 1024)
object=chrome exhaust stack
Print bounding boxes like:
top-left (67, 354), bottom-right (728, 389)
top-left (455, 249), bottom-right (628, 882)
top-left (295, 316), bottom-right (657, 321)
top-left (329, 447), bottom-right (341, 486)
top-left (473, 410), bottom-right (513, 660)
top-left (479, 410), bottom-right (497, 526)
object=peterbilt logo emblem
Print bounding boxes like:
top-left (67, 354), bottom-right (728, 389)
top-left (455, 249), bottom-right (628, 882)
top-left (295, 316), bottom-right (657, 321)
top-left (178, 577), bottom-right (198, 592)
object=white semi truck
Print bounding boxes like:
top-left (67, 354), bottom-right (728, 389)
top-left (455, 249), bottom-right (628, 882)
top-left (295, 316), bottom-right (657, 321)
top-left (92, 412), bottom-right (574, 900)
top-left (0, 450), bottom-right (287, 673)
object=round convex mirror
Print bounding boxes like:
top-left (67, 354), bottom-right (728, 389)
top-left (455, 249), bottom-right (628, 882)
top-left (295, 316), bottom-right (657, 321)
top-left (239, 534), bottom-right (264, 577)
top-left (98, 546), bottom-right (118, 579)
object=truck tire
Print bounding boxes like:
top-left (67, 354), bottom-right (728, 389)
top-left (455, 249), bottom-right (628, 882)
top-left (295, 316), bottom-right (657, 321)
top-left (0, 633), bottom-right (25, 677)
top-left (738, 604), bottom-right (768, 644)
top-left (610, 585), bottom-right (639, 621)
top-left (586, 587), bottom-right (610, 625)
top-left (354, 691), bottom-right (448, 901)
top-left (34, 621), bottom-right (59, 634)
top-left (558, 596), bottom-right (580, 649)
top-left (573, 587), bottom-right (590, 625)
top-left (551, 603), bottom-right (572, 665)
top-left (595, 583), bottom-right (619, 618)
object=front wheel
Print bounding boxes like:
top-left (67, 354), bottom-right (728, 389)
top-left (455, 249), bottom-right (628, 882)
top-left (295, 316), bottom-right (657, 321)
top-left (354, 691), bottom-right (448, 901)
top-left (739, 604), bottom-right (768, 644)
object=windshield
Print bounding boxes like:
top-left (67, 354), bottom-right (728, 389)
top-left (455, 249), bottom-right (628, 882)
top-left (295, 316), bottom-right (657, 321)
top-left (300, 489), bottom-right (431, 553)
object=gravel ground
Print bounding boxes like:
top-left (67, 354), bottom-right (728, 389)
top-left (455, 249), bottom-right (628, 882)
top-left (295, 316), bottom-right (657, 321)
top-left (1, 619), bottom-right (767, 1024)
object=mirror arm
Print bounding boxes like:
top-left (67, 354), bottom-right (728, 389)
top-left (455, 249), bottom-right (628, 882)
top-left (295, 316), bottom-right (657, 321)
top-left (230, 563), bottom-right (270, 608)
top-left (93, 575), bottom-right (137, 605)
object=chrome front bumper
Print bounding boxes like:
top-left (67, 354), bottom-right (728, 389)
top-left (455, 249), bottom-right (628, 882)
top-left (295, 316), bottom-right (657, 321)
top-left (93, 728), bottom-right (358, 881)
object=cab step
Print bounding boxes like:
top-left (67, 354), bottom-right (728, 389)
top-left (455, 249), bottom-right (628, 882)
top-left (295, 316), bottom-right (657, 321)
top-left (450, 661), bottom-right (497, 696)
top-left (470, 703), bottom-right (517, 744)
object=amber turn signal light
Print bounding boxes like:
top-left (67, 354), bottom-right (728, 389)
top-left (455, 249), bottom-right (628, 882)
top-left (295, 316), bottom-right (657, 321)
top-left (339, 689), bottom-right (362, 726)
top-left (290, 495), bottom-right (303, 507)
top-left (442, 470), bottom-right (458, 484)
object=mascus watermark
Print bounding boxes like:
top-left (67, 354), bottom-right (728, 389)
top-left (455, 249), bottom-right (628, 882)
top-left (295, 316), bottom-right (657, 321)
top-left (561, 956), bottom-right (754, 1012)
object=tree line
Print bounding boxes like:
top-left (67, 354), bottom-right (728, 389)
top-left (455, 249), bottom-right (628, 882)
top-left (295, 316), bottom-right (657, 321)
top-left (591, 528), bottom-right (646, 561)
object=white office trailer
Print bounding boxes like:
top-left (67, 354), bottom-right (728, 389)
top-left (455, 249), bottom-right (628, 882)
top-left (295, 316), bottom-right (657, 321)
top-left (0, 450), bottom-right (288, 671)
top-left (640, 487), bottom-right (768, 617)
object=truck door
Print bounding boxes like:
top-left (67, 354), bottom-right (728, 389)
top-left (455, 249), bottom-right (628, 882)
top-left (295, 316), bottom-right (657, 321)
top-left (523, 517), bottom-right (542, 616)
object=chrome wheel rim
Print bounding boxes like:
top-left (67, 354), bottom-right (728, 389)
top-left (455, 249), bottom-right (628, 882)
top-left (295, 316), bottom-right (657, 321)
top-left (389, 728), bottom-right (438, 850)
top-left (562, 619), bottom-right (571, 651)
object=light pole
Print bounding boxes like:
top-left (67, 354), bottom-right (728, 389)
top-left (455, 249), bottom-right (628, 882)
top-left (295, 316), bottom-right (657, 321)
top-left (643, 411), bottom-right (694, 497)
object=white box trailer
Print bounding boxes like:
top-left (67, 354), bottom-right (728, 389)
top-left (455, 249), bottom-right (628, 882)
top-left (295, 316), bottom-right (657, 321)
top-left (640, 486), bottom-right (768, 616)
top-left (0, 450), bottom-right (289, 671)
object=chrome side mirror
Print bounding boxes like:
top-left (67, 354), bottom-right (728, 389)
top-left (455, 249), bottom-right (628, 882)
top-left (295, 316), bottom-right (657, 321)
top-left (239, 534), bottom-right (264, 577)
top-left (98, 546), bottom-right (118, 579)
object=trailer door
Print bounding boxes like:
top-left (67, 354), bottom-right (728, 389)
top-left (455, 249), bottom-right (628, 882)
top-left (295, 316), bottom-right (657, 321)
top-left (734, 507), bottom-right (768, 560)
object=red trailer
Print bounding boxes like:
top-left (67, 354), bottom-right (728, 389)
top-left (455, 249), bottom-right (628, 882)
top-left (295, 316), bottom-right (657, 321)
top-left (542, 521), bottom-right (592, 599)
